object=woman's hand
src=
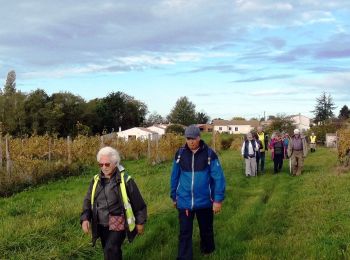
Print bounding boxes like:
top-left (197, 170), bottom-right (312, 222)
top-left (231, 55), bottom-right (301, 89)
top-left (136, 224), bottom-right (144, 235)
top-left (82, 220), bottom-right (90, 234)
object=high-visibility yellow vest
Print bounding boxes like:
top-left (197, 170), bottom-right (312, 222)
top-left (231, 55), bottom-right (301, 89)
top-left (91, 170), bottom-right (136, 232)
top-left (257, 132), bottom-right (265, 150)
top-left (310, 135), bottom-right (316, 143)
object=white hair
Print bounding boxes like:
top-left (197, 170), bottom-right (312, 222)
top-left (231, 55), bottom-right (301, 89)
top-left (96, 146), bottom-right (120, 165)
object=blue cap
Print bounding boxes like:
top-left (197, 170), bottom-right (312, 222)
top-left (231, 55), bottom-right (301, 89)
top-left (185, 125), bottom-right (200, 138)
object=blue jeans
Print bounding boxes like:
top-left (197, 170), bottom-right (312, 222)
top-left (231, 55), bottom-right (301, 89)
top-left (177, 208), bottom-right (215, 260)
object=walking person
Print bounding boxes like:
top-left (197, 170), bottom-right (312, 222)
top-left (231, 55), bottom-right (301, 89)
top-left (256, 126), bottom-right (269, 174)
top-left (241, 132), bottom-right (259, 177)
top-left (253, 133), bottom-right (263, 175)
top-left (310, 132), bottom-right (317, 152)
top-left (283, 133), bottom-right (290, 159)
top-left (170, 125), bottom-right (226, 260)
top-left (287, 129), bottom-right (308, 176)
top-left (270, 132), bottom-right (284, 174)
top-left (80, 146), bottom-right (147, 260)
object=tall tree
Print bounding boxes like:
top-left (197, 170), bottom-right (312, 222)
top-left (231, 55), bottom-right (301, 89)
top-left (146, 111), bottom-right (165, 126)
top-left (24, 89), bottom-right (49, 135)
top-left (167, 96), bottom-right (196, 125)
top-left (265, 114), bottom-right (295, 134)
top-left (44, 92), bottom-right (85, 136)
top-left (312, 92), bottom-right (336, 125)
top-left (96, 92), bottom-right (148, 133)
top-left (196, 111), bottom-right (210, 124)
top-left (0, 70), bottom-right (27, 135)
top-left (3, 70), bottom-right (16, 94)
top-left (338, 105), bottom-right (350, 120)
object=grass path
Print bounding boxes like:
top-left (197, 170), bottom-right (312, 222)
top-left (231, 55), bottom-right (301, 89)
top-left (1, 147), bottom-right (350, 259)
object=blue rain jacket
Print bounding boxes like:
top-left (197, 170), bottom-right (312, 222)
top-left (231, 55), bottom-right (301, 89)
top-left (170, 140), bottom-right (226, 210)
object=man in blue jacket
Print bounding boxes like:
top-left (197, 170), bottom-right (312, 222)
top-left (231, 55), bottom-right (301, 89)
top-left (170, 125), bottom-right (226, 259)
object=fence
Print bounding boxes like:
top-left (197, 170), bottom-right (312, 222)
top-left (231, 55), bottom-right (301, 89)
top-left (0, 133), bottom-right (185, 196)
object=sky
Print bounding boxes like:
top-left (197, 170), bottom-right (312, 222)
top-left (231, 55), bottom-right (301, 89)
top-left (0, 0), bottom-right (349, 121)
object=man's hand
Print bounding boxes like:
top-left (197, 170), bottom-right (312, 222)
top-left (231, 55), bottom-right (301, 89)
top-left (173, 201), bottom-right (177, 208)
top-left (136, 224), bottom-right (144, 235)
top-left (82, 220), bottom-right (90, 234)
top-left (213, 202), bottom-right (222, 214)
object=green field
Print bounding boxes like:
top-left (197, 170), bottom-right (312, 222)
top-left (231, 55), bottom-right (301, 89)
top-left (1, 147), bottom-right (350, 259)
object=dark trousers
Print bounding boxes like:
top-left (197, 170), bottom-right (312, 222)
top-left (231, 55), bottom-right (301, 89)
top-left (177, 208), bottom-right (215, 260)
top-left (98, 225), bottom-right (126, 260)
top-left (273, 154), bottom-right (283, 173)
top-left (257, 152), bottom-right (265, 172)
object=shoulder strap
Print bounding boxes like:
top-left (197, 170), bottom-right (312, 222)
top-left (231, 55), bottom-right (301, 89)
top-left (91, 174), bottom-right (100, 207)
top-left (120, 170), bottom-right (136, 232)
top-left (207, 147), bottom-right (212, 165)
top-left (176, 146), bottom-right (186, 163)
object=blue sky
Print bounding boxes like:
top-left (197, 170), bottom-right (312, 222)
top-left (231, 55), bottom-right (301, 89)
top-left (0, 0), bottom-right (349, 120)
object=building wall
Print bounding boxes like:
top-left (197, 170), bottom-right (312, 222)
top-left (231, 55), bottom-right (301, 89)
top-left (214, 124), bottom-right (253, 134)
top-left (292, 114), bottom-right (311, 132)
top-left (117, 128), bottom-right (158, 141)
top-left (326, 134), bottom-right (337, 148)
top-left (147, 126), bottom-right (166, 136)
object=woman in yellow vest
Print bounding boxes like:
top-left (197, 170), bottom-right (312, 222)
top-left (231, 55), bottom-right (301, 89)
top-left (80, 146), bottom-right (147, 260)
top-left (310, 132), bottom-right (317, 153)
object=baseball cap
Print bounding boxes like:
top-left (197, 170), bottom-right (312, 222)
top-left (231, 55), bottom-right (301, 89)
top-left (184, 125), bottom-right (200, 138)
top-left (294, 129), bottom-right (300, 134)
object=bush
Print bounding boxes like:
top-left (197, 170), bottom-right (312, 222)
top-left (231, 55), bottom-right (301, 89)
top-left (221, 136), bottom-right (234, 150)
top-left (165, 124), bottom-right (185, 135)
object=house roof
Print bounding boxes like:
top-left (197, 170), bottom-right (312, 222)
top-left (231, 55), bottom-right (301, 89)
top-left (213, 119), bottom-right (260, 128)
top-left (136, 127), bottom-right (158, 134)
top-left (149, 124), bottom-right (167, 129)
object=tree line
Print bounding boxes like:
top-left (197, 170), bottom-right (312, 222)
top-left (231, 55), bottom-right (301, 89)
top-left (0, 71), bottom-right (209, 137)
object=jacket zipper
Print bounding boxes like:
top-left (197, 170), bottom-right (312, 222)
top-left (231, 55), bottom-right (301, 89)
top-left (191, 152), bottom-right (195, 209)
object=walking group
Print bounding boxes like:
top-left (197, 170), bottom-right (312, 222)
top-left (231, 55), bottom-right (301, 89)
top-left (241, 126), bottom-right (315, 177)
top-left (79, 124), bottom-right (316, 259)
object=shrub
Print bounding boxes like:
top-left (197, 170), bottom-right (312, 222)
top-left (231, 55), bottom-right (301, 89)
top-left (165, 124), bottom-right (185, 135)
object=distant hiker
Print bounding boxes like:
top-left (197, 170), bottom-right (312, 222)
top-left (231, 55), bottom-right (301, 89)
top-left (270, 132), bottom-right (284, 174)
top-left (287, 129), bottom-right (308, 176)
top-left (310, 132), bottom-right (317, 152)
top-left (80, 146), bottom-right (147, 260)
top-left (283, 133), bottom-right (290, 158)
top-left (241, 132), bottom-right (259, 177)
top-left (253, 133), bottom-right (263, 175)
top-left (170, 125), bottom-right (226, 259)
top-left (256, 126), bottom-right (269, 174)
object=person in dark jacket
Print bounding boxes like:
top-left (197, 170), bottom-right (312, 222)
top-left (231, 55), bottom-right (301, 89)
top-left (241, 132), bottom-right (259, 177)
top-left (170, 125), bottom-right (226, 260)
top-left (270, 132), bottom-right (284, 174)
top-left (81, 146), bottom-right (147, 260)
top-left (256, 126), bottom-right (269, 174)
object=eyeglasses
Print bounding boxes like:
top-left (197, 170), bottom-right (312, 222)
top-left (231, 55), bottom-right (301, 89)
top-left (98, 163), bottom-right (111, 167)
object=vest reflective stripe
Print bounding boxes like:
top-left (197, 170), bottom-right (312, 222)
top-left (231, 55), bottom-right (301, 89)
top-left (310, 136), bottom-right (316, 143)
top-left (90, 172), bottom-right (136, 232)
top-left (120, 171), bottom-right (136, 232)
top-left (91, 175), bottom-right (100, 207)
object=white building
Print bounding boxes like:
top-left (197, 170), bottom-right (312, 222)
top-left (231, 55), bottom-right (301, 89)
top-left (290, 114), bottom-right (311, 132)
top-left (117, 127), bottom-right (159, 141)
top-left (212, 119), bottom-right (260, 134)
top-left (326, 133), bottom-right (337, 148)
top-left (147, 124), bottom-right (168, 136)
